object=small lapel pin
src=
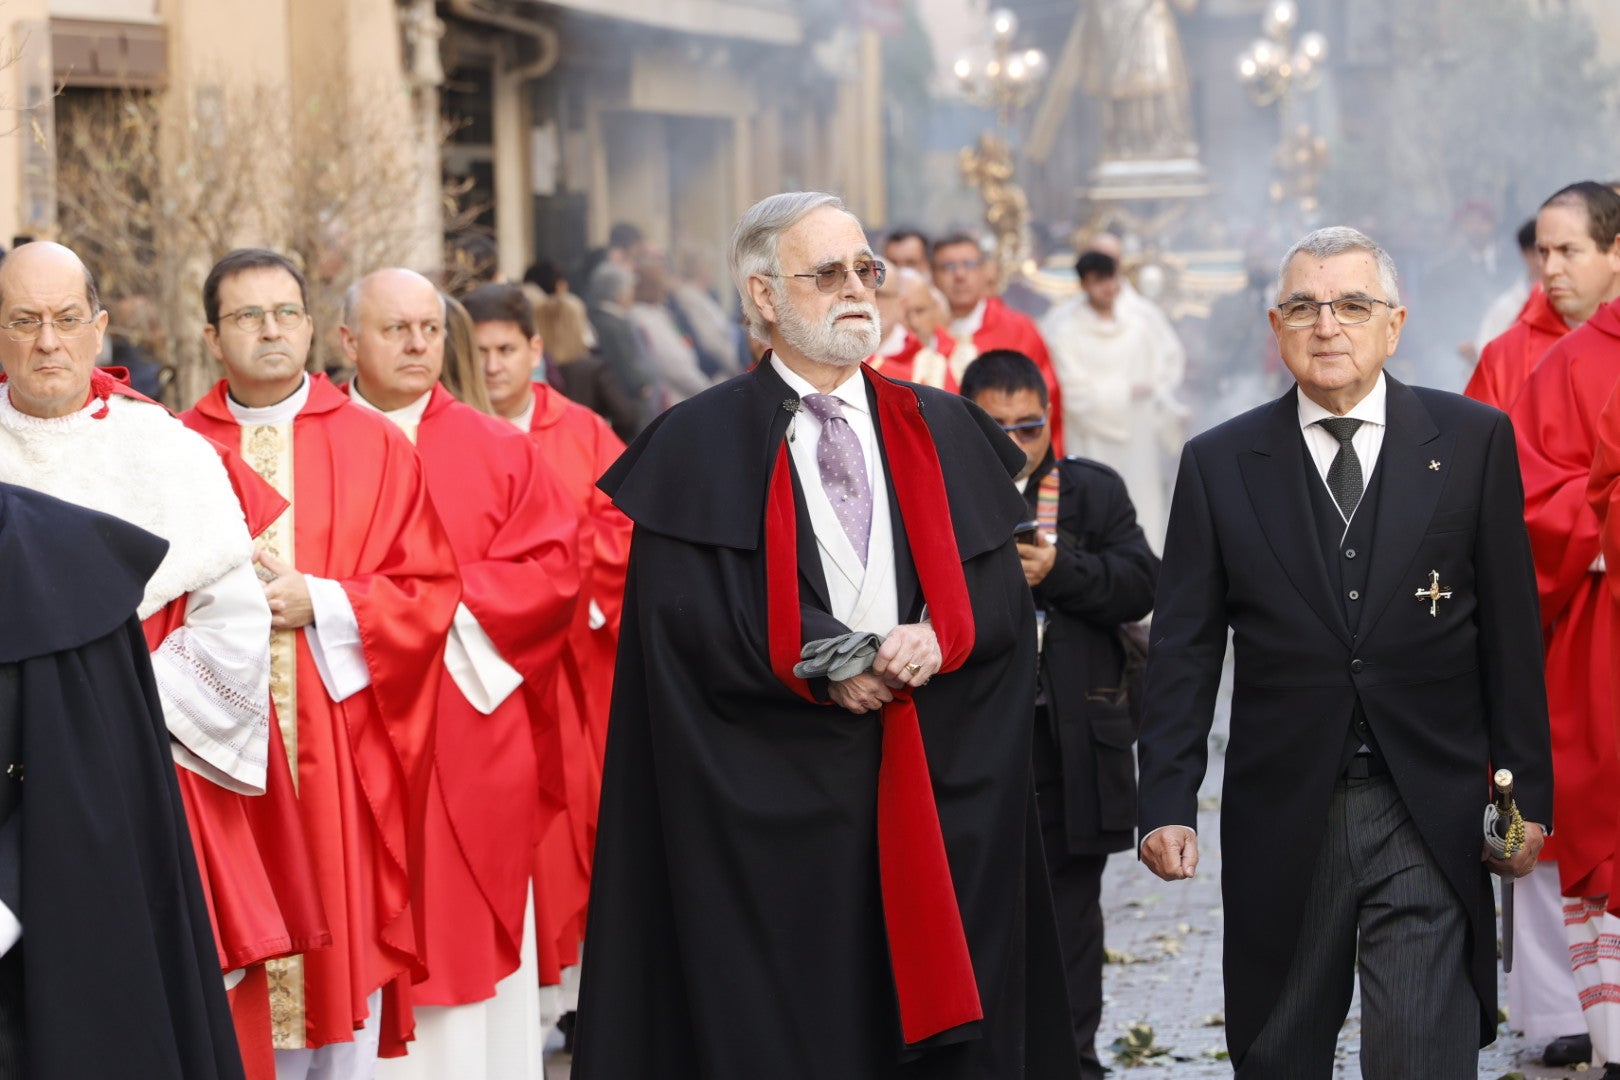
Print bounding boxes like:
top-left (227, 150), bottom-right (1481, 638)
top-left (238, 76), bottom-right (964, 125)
top-left (782, 399), bottom-right (800, 443)
top-left (1428, 460), bottom-right (1441, 471)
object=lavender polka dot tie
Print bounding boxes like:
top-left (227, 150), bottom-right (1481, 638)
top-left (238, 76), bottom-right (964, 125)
top-left (801, 393), bottom-right (873, 565)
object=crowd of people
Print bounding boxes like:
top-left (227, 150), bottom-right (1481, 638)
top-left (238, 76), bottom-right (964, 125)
top-left (2, 173), bottom-right (1619, 1080)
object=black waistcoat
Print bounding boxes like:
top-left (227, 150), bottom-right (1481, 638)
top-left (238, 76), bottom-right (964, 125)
top-left (1303, 435), bottom-right (1386, 765)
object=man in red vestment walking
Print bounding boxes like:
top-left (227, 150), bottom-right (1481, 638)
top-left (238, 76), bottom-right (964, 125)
top-left (0, 242), bottom-right (329, 1079)
top-left (868, 268), bottom-right (960, 391)
top-left (1468, 182), bottom-right (1620, 413)
top-left (343, 270), bottom-right (579, 1080)
top-left (183, 249), bottom-right (461, 1079)
top-left (462, 283), bottom-right (631, 1016)
top-left (1511, 183), bottom-right (1620, 1077)
top-left (931, 232), bottom-right (1064, 452)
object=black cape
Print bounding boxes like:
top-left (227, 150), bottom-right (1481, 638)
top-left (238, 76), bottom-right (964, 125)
top-left (0, 482), bottom-right (246, 1080)
top-left (573, 361), bottom-right (1077, 1079)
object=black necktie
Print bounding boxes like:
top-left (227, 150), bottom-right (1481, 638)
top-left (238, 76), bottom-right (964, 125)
top-left (1317, 417), bottom-right (1365, 520)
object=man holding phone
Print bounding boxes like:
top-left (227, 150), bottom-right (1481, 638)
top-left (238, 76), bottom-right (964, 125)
top-left (961, 349), bottom-right (1160, 1078)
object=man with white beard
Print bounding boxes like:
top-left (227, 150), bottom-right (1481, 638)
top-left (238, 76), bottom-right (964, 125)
top-left (572, 191), bottom-right (1077, 1079)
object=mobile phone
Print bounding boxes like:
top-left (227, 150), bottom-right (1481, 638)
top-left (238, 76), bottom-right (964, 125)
top-left (1014, 519), bottom-right (1040, 545)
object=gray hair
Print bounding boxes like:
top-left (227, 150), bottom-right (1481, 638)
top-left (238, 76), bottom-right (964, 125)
top-left (729, 191), bottom-right (848, 342)
top-left (586, 261), bottom-right (634, 309)
top-left (341, 281), bottom-right (361, 331)
top-left (1276, 226), bottom-right (1401, 307)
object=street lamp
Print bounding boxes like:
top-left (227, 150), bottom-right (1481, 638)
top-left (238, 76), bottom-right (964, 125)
top-left (953, 9), bottom-right (1047, 137)
top-left (1237, 0), bottom-right (1329, 222)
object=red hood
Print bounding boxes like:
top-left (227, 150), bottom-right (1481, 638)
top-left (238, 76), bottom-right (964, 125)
top-left (1521, 285), bottom-right (1568, 338)
top-left (1589, 296), bottom-right (1620, 340)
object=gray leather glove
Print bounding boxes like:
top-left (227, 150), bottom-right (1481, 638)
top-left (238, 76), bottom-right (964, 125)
top-left (792, 631), bottom-right (885, 683)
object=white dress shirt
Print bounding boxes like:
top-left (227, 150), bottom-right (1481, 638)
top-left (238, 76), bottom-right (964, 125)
top-left (1297, 372), bottom-right (1388, 530)
top-left (771, 355), bottom-right (898, 636)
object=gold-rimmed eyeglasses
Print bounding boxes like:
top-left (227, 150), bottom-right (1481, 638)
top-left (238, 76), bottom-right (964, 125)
top-left (769, 260), bottom-right (887, 293)
top-left (0, 314), bottom-right (99, 342)
top-left (219, 304), bottom-right (309, 333)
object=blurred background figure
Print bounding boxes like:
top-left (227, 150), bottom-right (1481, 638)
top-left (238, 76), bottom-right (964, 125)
top-left (627, 249), bottom-right (716, 408)
top-left (667, 243), bottom-right (743, 381)
top-left (106, 293), bottom-right (170, 401)
top-left (586, 259), bottom-right (656, 439)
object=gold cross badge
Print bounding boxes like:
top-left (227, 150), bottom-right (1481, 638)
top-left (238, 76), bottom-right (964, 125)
top-left (1415, 569), bottom-right (1453, 616)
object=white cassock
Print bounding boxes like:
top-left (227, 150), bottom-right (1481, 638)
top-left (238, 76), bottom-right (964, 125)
top-left (353, 386), bottom-right (545, 1080)
top-left (1041, 294), bottom-right (1185, 553)
top-left (0, 385), bottom-right (271, 951)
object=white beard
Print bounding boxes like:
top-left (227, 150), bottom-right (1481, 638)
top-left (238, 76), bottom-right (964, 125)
top-left (775, 286), bottom-right (880, 366)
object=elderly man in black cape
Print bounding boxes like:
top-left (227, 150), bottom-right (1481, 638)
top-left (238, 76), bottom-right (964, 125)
top-left (0, 481), bottom-right (245, 1079)
top-left (572, 192), bottom-right (1076, 1079)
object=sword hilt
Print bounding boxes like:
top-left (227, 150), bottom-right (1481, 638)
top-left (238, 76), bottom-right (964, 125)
top-left (1494, 768), bottom-right (1515, 813)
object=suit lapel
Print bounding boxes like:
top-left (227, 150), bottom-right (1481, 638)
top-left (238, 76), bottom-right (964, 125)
top-left (1238, 389), bottom-right (1353, 646)
top-left (1358, 377), bottom-right (1451, 640)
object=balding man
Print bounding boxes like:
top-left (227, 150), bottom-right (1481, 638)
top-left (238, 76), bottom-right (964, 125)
top-left (0, 241), bottom-right (330, 1078)
top-left (868, 267), bottom-right (959, 390)
top-left (182, 249), bottom-right (462, 1078)
top-left (345, 270), bottom-right (581, 1080)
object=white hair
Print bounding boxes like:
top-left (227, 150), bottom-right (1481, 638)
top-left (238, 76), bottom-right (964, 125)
top-left (728, 191), bottom-right (848, 343)
top-left (1276, 226), bottom-right (1401, 307)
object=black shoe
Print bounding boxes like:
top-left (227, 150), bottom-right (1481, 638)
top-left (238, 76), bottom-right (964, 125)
top-left (1543, 1032), bottom-right (1592, 1066)
top-left (558, 1010), bottom-right (578, 1054)
top-left (1603, 1062), bottom-right (1620, 1080)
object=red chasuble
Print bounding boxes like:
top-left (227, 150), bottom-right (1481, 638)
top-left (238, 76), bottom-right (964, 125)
top-left (524, 382), bottom-right (630, 984)
top-left (1510, 301), bottom-right (1620, 899)
top-left (1465, 285), bottom-right (1568, 412)
top-left (974, 295), bottom-right (1065, 454)
top-left (102, 380), bottom-right (329, 1080)
top-left (183, 374), bottom-right (460, 1057)
top-left (403, 386), bottom-right (581, 1006)
top-left (868, 329), bottom-right (961, 393)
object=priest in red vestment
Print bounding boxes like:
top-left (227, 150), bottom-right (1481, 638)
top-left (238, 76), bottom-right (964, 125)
top-left (341, 270), bottom-right (580, 1080)
top-left (0, 242), bottom-right (330, 1080)
top-left (1512, 276), bottom-right (1620, 1072)
top-left (932, 233), bottom-right (1064, 452)
top-left (1467, 182), bottom-right (1620, 413)
top-left (184, 249), bottom-right (461, 1080)
top-left (462, 283), bottom-right (632, 1003)
top-left (868, 267), bottom-right (960, 391)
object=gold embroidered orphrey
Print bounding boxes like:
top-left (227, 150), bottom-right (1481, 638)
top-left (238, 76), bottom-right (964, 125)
top-left (1415, 569), bottom-right (1453, 617)
top-left (242, 422), bottom-right (308, 1050)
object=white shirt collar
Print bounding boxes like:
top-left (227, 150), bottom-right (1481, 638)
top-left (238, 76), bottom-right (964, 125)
top-left (226, 374), bottom-right (309, 426)
top-left (349, 379), bottom-right (434, 425)
top-left (949, 298), bottom-right (987, 339)
top-left (770, 354), bottom-right (869, 416)
top-left (1296, 371), bottom-right (1387, 431)
top-left (507, 389), bottom-right (536, 432)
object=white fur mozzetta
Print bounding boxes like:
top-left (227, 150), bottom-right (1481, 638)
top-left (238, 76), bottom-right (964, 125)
top-left (0, 387), bottom-right (254, 618)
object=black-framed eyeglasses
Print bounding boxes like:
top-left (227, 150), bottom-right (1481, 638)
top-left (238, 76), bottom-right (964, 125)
top-left (935, 258), bottom-right (983, 274)
top-left (220, 304), bottom-right (309, 333)
top-left (1274, 296), bottom-right (1395, 328)
top-left (770, 260), bottom-right (886, 293)
top-left (998, 416), bottom-right (1048, 443)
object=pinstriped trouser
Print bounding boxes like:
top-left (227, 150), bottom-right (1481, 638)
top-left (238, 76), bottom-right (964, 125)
top-left (1238, 773), bottom-right (1478, 1079)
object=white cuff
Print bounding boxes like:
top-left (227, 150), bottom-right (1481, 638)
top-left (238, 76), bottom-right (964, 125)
top-left (305, 576), bottom-right (372, 702)
top-left (0, 900), bottom-right (18, 957)
top-left (1592, 553), bottom-right (1607, 574)
top-left (588, 598), bottom-right (606, 631)
top-left (445, 603), bottom-right (524, 715)
top-left (152, 560), bottom-right (272, 795)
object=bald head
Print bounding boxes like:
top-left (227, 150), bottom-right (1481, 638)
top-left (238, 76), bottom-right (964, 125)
top-left (340, 267), bottom-right (448, 412)
top-left (0, 242), bottom-right (100, 316)
top-left (0, 241), bottom-right (110, 418)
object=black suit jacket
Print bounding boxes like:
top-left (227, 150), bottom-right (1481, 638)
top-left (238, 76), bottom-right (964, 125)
top-left (1135, 377), bottom-right (1550, 1063)
top-left (1026, 453), bottom-right (1159, 855)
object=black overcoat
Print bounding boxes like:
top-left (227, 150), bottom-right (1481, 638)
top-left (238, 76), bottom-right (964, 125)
top-left (1027, 453), bottom-right (1159, 855)
top-left (572, 361), bottom-right (1077, 1079)
top-left (1136, 378), bottom-right (1551, 1064)
top-left (0, 482), bottom-right (246, 1080)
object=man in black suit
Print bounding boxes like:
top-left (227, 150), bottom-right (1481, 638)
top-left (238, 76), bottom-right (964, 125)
top-left (1136, 226), bottom-right (1552, 1077)
top-left (961, 349), bottom-right (1159, 1078)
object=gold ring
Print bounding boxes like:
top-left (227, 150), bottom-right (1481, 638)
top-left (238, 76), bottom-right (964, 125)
top-left (905, 662), bottom-right (922, 673)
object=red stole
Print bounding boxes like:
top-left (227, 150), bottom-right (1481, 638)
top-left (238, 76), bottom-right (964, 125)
top-left (764, 366), bottom-right (983, 1045)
